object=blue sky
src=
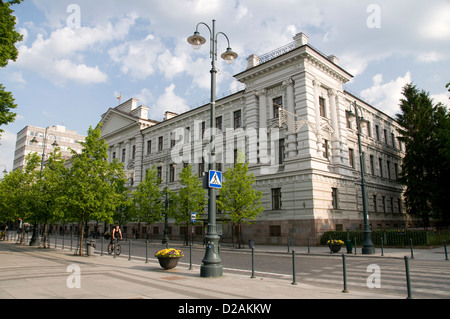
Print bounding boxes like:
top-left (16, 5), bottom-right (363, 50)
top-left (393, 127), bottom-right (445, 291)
top-left (0, 0), bottom-right (449, 176)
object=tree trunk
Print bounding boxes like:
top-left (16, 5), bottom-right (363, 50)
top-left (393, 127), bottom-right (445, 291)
top-left (43, 223), bottom-right (48, 248)
top-left (79, 217), bottom-right (84, 256)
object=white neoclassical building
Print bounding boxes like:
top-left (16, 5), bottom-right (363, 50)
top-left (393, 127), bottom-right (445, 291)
top-left (99, 33), bottom-right (409, 245)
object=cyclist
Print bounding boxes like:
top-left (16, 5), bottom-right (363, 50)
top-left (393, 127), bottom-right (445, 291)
top-left (111, 225), bottom-right (122, 244)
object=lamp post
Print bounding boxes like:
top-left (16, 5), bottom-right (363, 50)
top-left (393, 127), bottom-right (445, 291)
top-left (29, 127), bottom-right (58, 246)
top-left (347, 102), bottom-right (375, 254)
top-left (187, 19), bottom-right (237, 277)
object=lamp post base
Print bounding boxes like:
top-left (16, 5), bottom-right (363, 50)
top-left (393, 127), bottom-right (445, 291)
top-left (200, 236), bottom-right (223, 278)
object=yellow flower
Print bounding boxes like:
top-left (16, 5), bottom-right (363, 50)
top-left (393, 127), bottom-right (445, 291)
top-left (155, 248), bottom-right (184, 258)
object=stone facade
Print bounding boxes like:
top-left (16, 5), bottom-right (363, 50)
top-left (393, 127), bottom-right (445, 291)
top-left (98, 33), bottom-right (408, 245)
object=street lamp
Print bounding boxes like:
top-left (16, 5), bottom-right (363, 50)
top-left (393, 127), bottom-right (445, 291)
top-left (346, 101), bottom-right (375, 254)
top-left (29, 128), bottom-right (59, 246)
top-left (187, 19), bottom-right (237, 277)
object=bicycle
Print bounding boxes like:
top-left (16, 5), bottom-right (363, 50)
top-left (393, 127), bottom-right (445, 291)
top-left (107, 240), bottom-right (122, 256)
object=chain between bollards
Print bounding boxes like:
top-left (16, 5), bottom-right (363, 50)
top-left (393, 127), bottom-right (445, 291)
top-left (291, 250), bottom-right (297, 285)
top-left (342, 254), bottom-right (349, 293)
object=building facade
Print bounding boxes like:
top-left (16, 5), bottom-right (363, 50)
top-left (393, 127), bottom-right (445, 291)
top-left (99, 33), bottom-right (409, 244)
top-left (13, 125), bottom-right (85, 171)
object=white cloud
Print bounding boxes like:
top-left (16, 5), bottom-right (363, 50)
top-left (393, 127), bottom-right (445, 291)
top-left (153, 84), bottom-right (190, 121)
top-left (15, 14), bottom-right (137, 85)
top-left (0, 130), bottom-right (17, 174)
top-left (418, 4), bottom-right (450, 40)
top-left (360, 72), bottom-right (412, 117)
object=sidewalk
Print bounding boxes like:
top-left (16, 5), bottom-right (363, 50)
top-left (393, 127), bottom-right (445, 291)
top-left (0, 241), bottom-right (407, 300)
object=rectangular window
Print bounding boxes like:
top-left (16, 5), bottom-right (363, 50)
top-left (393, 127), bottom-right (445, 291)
top-left (384, 129), bottom-right (388, 145)
top-left (199, 157), bottom-right (205, 178)
top-left (158, 136), bottom-right (163, 152)
top-left (233, 110), bottom-right (242, 129)
top-left (373, 195), bottom-right (378, 212)
top-left (269, 225), bottom-right (281, 237)
top-left (122, 149), bottom-right (126, 162)
top-left (348, 148), bottom-right (355, 168)
top-left (398, 198), bottom-right (402, 214)
top-left (375, 125), bottom-right (380, 141)
top-left (323, 139), bottom-right (330, 160)
top-left (147, 140), bottom-right (152, 154)
top-left (271, 188), bottom-right (282, 210)
top-left (215, 116), bottom-right (222, 133)
top-left (370, 155), bottom-right (375, 175)
top-left (378, 157), bottom-right (383, 177)
top-left (157, 166), bottom-right (162, 182)
top-left (394, 163), bottom-right (399, 180)
top-left (132, 145), bottom-right (136, 159)
top-left (391, 132), bottom-right (396, 148)
top-left (185, 127), bottom-right (190, 143)
top-left (273, 97), bottom-right (282, 119)
top-left (387, 160), bottom-right (391, 179)
top-left (201, 121), bottom-right (206, 139)
top-left (279, 138), bottom-right (285, 164)
top-left (169, 164), bottom-right (175, 182)
top-left (382, 196), bottom-right (386, 213)
top-left (332, 188), bottom-right (338, 209)
top-left (319, 97), bottom-right (326, 117)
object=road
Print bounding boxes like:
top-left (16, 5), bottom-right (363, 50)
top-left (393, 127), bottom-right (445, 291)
top-left (43, 235), bottom-right (450, 299)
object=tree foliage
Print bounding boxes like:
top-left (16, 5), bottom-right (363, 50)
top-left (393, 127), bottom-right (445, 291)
top-left (132, 165), bottom-right (164, 239)
top-left (395, 83), bottom-right (450, 226)
top-left (0, 0), bottom-right (23, 138)
top-left (218, 152), bottom-right (263, 247)
top-left (61, 125), bottom-right (126, 254)
top-left (172, 164), bottom-right (206, 244)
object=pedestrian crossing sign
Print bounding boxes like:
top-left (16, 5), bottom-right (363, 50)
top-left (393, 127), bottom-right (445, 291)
top-left (208, 170), bottom-right (222, 189)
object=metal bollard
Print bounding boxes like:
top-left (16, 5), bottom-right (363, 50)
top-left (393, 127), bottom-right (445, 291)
top-left (128, 239), bottom-right (132, 261)
top-left (354, 238), bottom-right (357, 255)
top-left (380, 237), bottom-right (384, 256)
top-left (189, 243), bottom-right (193, 270)
top-left (404, 256), bottom-right (413, 299)
top-left (444, 240), bottom-right (448, 261)
top-left (342, 254), bottom-right (349, 293)
top-left (287, 237), bottom-right (290, 253)
top-left (409, 239), bottom-right (414, 259)
top-left (100, 236), bottom-right (103, 256)
top-left (55, 234), bottom-right (57, 249)
top-left (291, 250), bottom-right (297, 285)
top-left (62, 235), bottom-right (65, 250)
top-left (251, 246), bottom-right (256, 279)
top-left (145, 240), bottom-right (148, 263)
top-left (307, 238), bottom-right (311, 254)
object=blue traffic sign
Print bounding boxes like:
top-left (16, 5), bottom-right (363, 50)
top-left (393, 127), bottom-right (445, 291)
top-left (190, 212), bottom-right (196, 223)
top-left (208, 170), bottom-right (222, 189)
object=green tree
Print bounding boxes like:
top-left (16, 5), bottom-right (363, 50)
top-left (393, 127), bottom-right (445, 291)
top-left (217, 152), bottom-right (263, 248)
top-left (132, 165), bottom-right (164, 240)
top-left (62, 125), bottom-right (126, 255)
top-left (33, 148), bottom-right (67, 247)
top-left (396, 83), bottom-right (450, 226)
top-left (0, 152), bottom-right (40, 243)
top-left (0, 0), bottom-right (23, 139)
top-left (173, 164), bottom-right (206, 245)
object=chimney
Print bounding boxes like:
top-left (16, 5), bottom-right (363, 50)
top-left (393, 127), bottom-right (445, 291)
top-left (293, 32), bottom-right (308, 47)
top-left (246, 54), bottom-right (260, 69)
top-left (164, 111), bottom-right (178, 121)
top-left (327, 55), bottom-right (339, 65)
